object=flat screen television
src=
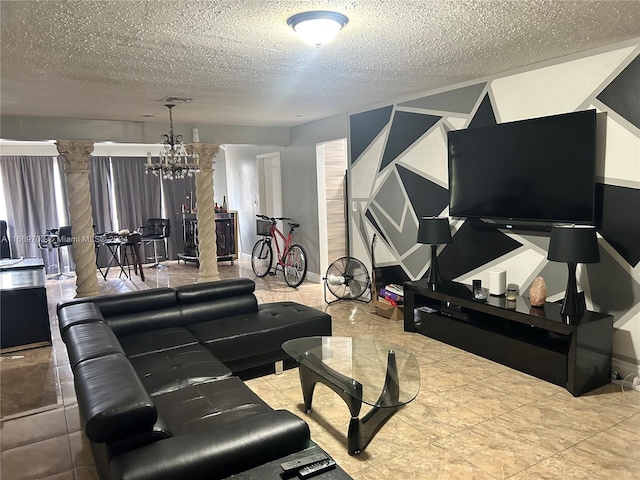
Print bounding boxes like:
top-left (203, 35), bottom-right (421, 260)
top-left (447, 110), bottom-right (596, 225)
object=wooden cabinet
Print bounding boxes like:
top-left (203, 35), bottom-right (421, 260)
top-left (178, 212), bottom-right (238, 265)
top-left (403, 279), bottom-right (613, 396)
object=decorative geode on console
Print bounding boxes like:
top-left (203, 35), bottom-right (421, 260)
top-left (529, 276), bottom-right (547, 306)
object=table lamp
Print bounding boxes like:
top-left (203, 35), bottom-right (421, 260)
top-left (417, 217), bottom-right (452, 287)
top-left (547, 225), bottom-right (600, 318)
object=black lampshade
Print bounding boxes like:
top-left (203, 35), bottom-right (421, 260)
top-left (417, 217), bottom-right (452, 245)
top-left (418, 217), bottom-right (451, 288)
top-left (547, 225), bottom-right (599, 319)
top-left (547, 226), bottom-right (600, 264)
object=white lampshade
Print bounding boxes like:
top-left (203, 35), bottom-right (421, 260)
top-left (287, 11), bottom-right (348, 47)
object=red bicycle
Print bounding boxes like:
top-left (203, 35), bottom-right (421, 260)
top-left (251, 215), bottom-right (307, 288)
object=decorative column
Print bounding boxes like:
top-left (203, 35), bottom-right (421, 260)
top-left (191, 143), bottom-right (221, 283)
top-left (56, 140), bottom-right (99, 298)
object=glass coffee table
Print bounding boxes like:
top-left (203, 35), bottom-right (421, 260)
top-left (282, 336), bottom-right (420, 455)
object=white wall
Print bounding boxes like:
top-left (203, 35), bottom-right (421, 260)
top-left (224, 145), bottom-right (281, 258)
top-left (283, 114), bottom-right (348, 278)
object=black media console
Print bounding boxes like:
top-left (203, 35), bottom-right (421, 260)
top-left (403, 279), bottom-right (613, 396)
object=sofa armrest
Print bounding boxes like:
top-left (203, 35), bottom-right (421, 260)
top-left (58, 302), bottom-right (104, 335)
top-left (74, 353), bottom-right (157, 443)
top-left (108, 410), bottom-right (310, 480)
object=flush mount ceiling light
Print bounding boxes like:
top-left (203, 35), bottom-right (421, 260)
top-left (287, 11), bottom-right (348, 47)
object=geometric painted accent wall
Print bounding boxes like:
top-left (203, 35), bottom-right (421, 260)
top-left (596, 55), bottom-right (640, 129)
top-left (349, 41), bottom-right (640, 375)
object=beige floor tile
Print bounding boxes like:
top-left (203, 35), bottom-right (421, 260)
top-left (437, 419), bottom-right (555, 478)
top-left (360, 416), bottom-right (432, 465)
top-left (441, 352), bottom-right (510, 381)
top-left (68, 431), bottom-right (94, 468)
top-left (567, 382), bottom-right (640, 410)
top-left (55, 364), bottom-right (74, 384)
top-left (538, 389), bottom-right (638, 431)
top-left (0, 407), bottom-right (67, 450)
top-left (558, 430), bottom-right (640, 479)
top-left (74, 464), bottom-right (99, 480)
top-left (40, 471), bottom-right (75, 480)
top-left (64, 404), bottom-right (81, 433)
top-left (508, 456), bottom-right (608, 479)
top-left (440, 378), bottom-right (531, 419)
top-left (491, 398), bottom-right (608, 453)
top-left (348, 466), bottom-right (389, 480)
top-left (373, 445), bottom-right (496, 479)
top-left (60, 381), bottom-right (77, 406)
top-left (308, 423), bottom-right (374, 477)
top-left (604, 411), bottom-right (640, 446)
top-left (396, 391), bottom-right (485, 441)
top-left (486, 368), bottom-right (564, 400)
top-left (0, 435), bottom-right (73, 480)
top-left (2, 260), bottom-right (639, 480)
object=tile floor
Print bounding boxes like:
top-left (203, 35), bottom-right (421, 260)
top-left (1, 259), bottom-right (638, 480)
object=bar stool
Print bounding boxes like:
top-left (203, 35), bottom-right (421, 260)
top-left (121, 233), bottom-right (145, 281)
top-left (140, 219), bottom-right (170, 268)
top-left (38, 226), bottom-right (73, 279)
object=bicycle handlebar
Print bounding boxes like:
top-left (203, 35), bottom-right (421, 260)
top-left (256, 214), bottom-right (291, 222)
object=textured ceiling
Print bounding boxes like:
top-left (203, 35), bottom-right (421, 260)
top-left (1, 0), bottom-right (640, 128)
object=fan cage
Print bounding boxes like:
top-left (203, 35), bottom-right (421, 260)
top-left (256, 219), bottom-right (271, 236)
top-left (323, 256), bottom-right (371, 304)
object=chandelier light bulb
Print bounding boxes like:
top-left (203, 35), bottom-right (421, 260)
top-left (145, 104), bottom-right (200, 179)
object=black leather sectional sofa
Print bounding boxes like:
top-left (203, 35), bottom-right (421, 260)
top-left (57, 278), bottom-right (352, 480)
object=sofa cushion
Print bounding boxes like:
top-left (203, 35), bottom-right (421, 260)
top-left (128, 344), bottom-right (232, 396)
top-left (91, 288), bottom-right (177, 317)
top-left (106, 413), bottom-right (173, 458)
top-left (179, 294), bottom-right (258, 327)
top-left (118, 327), bottom-right (200, 358)
top-left (73, 353), bottom-right (157, 444)
top-left (175, 278), bottom-right (255, 305)
top-left (58, 302), bottom-right (104, 335)
top-left (105, 306), bottom-right (183, 338)
top-left (63, 321), bottom-right (124, 368)
top-left (187, 302), bottom-right (331, 364)
top-left (108, 410), bottom-right (312, 480)
top-left (152, 376), bottom-right (272, 436)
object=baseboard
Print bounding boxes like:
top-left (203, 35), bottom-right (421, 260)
top-left (306, 271), bottom-right (321, 283)
top-left (611, 358), bottom-right (640, 391)
top-left (239, 252), bottom-right (320, 283)
top-left (610, 378), bottom-right (640, 391)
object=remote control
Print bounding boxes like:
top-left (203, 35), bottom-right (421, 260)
top-left (297, 458), bottom-right (336, 478)
top-left (280, 453), bottom-right (328, 473)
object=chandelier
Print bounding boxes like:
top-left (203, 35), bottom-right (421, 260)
top-left (145, 104), bottom-right (200, 179)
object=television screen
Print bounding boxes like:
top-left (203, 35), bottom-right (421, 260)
top-left (447, 110), bottom-right (596, 224)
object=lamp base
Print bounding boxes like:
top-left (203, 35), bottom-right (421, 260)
top-left (560, 263), bottom-right (586, 318)
top-left (427, 245), bottom-right (442, 287)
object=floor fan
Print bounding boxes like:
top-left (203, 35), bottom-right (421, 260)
top-left (323, 255), bottom-right (371, 305)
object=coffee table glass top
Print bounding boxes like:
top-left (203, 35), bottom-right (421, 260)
top-left (282, 336), bottom-right (420, 407)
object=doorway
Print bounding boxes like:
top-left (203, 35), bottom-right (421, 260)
top-left (257, 152), bottom-right (283, 252)
top-left (257, 152), bottom-right (282, 219)
top-left (317, 138), bottom-right (348, 277)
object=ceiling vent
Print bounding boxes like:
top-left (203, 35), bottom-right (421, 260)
top-left (161, 96), bottom-right (192, 104)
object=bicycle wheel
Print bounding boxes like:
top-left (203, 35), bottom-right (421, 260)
top-left (283, 244), bottom-right (307, 288)
top-left (251, 239), bottom-right (272, 277)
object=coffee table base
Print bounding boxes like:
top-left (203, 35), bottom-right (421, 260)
top-left (299, 350), bottom-right (400, 455)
